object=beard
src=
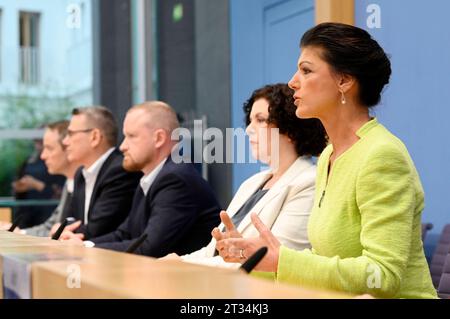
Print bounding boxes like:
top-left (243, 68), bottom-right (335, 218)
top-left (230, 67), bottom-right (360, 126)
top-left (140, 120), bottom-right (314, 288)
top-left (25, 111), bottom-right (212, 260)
top-left (122, 154), bottom-right (144, 172)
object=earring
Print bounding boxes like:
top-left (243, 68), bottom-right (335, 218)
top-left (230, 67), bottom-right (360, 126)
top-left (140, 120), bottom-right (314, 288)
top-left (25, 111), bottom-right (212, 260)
top-left (340, 91), bottom-right (346, 105)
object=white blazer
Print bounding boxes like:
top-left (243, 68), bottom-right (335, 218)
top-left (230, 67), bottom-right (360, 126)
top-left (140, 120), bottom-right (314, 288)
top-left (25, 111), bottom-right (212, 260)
top-left (181, 156), bottom-right (316, 268)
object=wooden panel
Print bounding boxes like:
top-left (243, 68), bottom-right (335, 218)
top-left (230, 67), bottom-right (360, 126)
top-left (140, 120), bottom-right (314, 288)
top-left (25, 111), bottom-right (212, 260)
top-left (315, 0), bottom-right (354, 25)
top-left (0, 208), bottom-right (12, 223)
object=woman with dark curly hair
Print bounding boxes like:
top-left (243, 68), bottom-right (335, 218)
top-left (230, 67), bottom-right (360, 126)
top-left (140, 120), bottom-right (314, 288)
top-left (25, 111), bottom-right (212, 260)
top-left (216, 23), bottom-right (436, 299)
top-left (164, 83), bottom-right (327, 268)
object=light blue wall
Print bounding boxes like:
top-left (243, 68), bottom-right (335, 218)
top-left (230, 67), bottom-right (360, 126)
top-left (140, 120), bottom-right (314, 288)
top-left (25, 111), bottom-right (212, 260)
top-left (230, 0), bottom-right (314, 192)
top-left (354, 0), bottom-right (450, 251)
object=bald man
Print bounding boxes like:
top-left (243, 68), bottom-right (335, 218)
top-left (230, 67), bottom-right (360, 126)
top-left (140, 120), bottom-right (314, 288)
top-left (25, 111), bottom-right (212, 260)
top-left (65, 101), bottom-right (221, 257)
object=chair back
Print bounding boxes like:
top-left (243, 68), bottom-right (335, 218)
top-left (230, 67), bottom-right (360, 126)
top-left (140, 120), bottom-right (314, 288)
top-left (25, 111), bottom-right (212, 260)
top-left (437, 246), bottom-right (450, 299)
top-left (430, 224), bottom-right (450, 288)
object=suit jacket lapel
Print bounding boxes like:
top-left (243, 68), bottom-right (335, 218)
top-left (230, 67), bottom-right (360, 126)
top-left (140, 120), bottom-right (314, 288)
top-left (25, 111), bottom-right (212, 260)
top-left (86, 149), bottom-right (119, 217)
top-left (145, 157), bottom-right (172, 197)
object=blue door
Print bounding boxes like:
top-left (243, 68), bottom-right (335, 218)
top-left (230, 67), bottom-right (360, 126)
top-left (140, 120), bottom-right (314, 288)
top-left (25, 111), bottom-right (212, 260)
top-left (230, 0), bottom-right (314, 191)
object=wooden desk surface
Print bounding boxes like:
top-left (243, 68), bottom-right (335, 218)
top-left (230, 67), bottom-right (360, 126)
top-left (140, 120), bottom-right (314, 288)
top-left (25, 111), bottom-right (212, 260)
top-left (0, 231), bottom-right (350, 299)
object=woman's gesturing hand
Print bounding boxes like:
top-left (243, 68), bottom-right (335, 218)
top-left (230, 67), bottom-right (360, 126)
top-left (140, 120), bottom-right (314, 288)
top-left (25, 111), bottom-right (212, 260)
top-left (216, 212), bottom-right (281, 272)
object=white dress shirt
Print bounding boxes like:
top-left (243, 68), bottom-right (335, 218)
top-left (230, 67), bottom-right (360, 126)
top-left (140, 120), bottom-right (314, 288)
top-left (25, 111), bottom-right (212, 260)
top-left (81, 147), bottom-right (115, 225)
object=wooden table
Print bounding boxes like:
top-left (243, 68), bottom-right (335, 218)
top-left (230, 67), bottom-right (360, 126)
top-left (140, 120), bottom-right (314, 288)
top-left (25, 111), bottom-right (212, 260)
top-left (0, 231), bottom-right (350, 299)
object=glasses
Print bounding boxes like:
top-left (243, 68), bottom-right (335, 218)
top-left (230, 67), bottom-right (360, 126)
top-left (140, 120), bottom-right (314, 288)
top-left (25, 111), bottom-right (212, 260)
top-left (67, 128), bottom-right (94, 137)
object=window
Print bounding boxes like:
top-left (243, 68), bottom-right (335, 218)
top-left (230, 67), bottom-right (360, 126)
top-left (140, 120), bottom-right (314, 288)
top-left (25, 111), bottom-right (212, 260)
top-left (19, 11), bottom-right (40, 85)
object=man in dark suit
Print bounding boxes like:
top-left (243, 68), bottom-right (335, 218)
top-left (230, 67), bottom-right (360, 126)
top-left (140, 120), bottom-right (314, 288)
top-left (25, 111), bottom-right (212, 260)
top-left (65, 101), bottom-right (221, 257)
top-left (60, 106), bottom-right (141, 240)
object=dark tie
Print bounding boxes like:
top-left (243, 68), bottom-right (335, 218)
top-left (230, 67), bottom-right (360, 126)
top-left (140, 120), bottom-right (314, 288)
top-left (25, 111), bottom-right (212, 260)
top-left (73, 173), bottom-right (86, 222)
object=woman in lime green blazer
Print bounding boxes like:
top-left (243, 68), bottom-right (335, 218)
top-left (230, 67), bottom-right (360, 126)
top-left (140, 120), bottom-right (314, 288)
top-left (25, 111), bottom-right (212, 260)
top-left (216, 22), bottom-right (437, 299)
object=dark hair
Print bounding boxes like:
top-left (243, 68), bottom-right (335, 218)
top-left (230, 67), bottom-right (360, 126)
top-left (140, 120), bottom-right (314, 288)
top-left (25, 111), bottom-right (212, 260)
top-left (301, 22), bottom-right (391, 108)
top-left (46, 120), bottom-right (70, 147)
top-left (244, 83), bottom-right (327, 157)
top-left (72, 106), bottom-right (118, 146)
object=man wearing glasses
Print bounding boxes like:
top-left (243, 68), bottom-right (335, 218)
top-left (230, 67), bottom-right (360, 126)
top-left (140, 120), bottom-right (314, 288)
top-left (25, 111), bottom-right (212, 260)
top-left (57, 106), bottom-right (141, 240)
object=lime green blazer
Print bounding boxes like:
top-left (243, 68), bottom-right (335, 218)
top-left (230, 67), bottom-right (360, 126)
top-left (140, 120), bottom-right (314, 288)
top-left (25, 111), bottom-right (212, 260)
top-left (261, 119), bottom-right (437, 299)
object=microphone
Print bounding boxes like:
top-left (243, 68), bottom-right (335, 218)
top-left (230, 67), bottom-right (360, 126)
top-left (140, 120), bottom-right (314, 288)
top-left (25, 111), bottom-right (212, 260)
top-left (8, 215), bottom-right (24, 232)
top-left (126, 233), bottom-right (148, 253)
top-left (240, 246), bottom-right (268, 273)
top-left (51, 218), bottom-right (70, 240)
top-left (51, 217), bottom-right (77, 240)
